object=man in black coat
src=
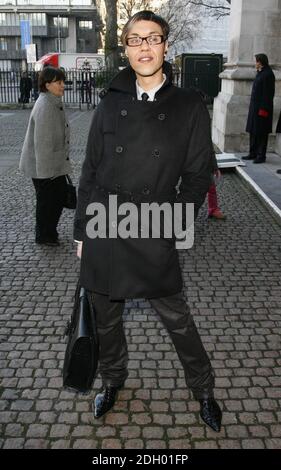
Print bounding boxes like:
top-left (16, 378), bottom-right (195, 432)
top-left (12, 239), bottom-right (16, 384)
top-left (243, 53), bottom-right (275, 164)
top-left (74, 10), bottom-right (222, 432)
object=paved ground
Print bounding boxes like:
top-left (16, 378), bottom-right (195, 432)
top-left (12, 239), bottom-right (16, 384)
top-left (0, 110), bottom-right (281, 449)
top-left (235, 153), bottom-right (281, 213)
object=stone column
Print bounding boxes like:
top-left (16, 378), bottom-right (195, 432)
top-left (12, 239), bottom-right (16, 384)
top-left (276, 133), bottom-right (281, 155)
top-left (212, 0), bottom-right (281, 154)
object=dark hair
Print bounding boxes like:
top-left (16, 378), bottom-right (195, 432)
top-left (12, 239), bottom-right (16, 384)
top-left (39, 66), bottom-right (66, 92)
top-left (121, 10), bottom-right (170, 46)
top-left (255, 53), bottom-right (269, 67)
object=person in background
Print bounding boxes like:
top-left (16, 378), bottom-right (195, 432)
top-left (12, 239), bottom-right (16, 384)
top-left (32, 71), bottom-right (39, 101)
top-left (19, 66), bottom-right (71, 246)
top-left (19, 72), bottom-right (32, 104)
top-left (208, 152), bottom-right (226, 220)
top-left (243, 53), bottom-right (275, 164)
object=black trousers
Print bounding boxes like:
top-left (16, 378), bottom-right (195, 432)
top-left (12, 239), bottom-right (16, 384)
top-left (249, 133), bottom-right (269, 160)
top-left (32, 175), bottom-right (66, 242)
top-left (91, 291), bottom-right (215, 400)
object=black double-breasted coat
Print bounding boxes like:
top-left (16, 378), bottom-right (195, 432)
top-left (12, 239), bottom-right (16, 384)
top-left (246, 65), bottom-right (275, 135)
top-left (74, 62), bottom-right (213, 300)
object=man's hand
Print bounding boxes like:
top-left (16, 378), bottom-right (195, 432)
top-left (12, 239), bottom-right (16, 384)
top-left (76, 241), bottom-right (83, 259)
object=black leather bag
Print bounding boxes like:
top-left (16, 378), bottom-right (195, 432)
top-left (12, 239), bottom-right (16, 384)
top-left (63, 283), bottom-right (99, 393)
top-left (63, 175), bottom-right (77, 210)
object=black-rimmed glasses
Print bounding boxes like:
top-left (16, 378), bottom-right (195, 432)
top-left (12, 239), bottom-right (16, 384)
top-left (126, 35), bottom-right (166, 47)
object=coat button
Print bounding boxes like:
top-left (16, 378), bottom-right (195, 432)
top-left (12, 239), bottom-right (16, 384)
top-left (66, 157), bottom-right (69, 161)
top-left (142, 187), bottom-right (150, 195)
top-left (116, 145), bottom-right (123, 154)
top-left (158, 113), bottom-right (166, 120)
top-left (120, 109), bottom-right (127, 116)
top-left (152, 148), bottom-right (160, 157)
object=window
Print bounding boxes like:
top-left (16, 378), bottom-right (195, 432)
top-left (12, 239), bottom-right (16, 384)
top-left (78, 38), bottom-right (86, 52)
top-left (13, 13), bottom-right (46, 27)
top-left (8, 14), bottom-right (18, 26)
top-left (79, 21), bottom-right (92, 30)
top-left (55, 38), bottom-right (66, 53)
top-left (31, 13), bottom-right (46, 27)
top-left (69, 1), bottom-right (92, 5)
top-left (0, 38), bottom-right (8, 51)
top-left (53, 17), bottom-right (68, 29)
top-left (15, 37), bottom-right (21, 51)
top-left (19, 13), bottom-right (29, 22)
top-left (0, 13), bottom-right (6, 25)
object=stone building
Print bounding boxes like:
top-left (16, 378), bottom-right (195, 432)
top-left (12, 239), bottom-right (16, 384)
top-left (212, 0), bottom-right (281, 156)
top-left (0, 0), bottom-right (100, 69)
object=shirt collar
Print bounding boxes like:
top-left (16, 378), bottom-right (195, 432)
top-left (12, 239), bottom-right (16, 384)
top-left (44, 91), bottom-right (63, 107)
top-left (136, 74), bottom-right (166, 101)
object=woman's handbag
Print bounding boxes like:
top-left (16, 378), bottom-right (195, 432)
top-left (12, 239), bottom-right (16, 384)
top-left (63, 175), bottom-right (77, 210)
top-left (63, 283), bottom-right (99, 393)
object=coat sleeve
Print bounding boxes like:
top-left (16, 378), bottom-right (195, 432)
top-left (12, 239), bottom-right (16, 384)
top-left (73, 104), bottom-right (104, 241)
top-left (33, 104), bottom-right (56, 176)
top-left (211, 149), bottom-right (218, 171)
top-left (259, 70), bottom-right (275, 113)
top-left (176, 95), bottom-right (213, 225)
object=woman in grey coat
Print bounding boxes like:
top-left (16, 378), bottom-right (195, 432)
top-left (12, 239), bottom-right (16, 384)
top-left (20, 66), bottom-right (71, 245)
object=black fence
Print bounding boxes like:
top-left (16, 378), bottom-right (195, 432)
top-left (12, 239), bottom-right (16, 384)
top-left (0, 68), bottom-right (213, 107)
top-left (0, 68), bottom-right (117, 108)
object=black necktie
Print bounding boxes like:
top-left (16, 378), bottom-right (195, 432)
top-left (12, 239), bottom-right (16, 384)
top-left (141, 92), bottom-right (149, 102)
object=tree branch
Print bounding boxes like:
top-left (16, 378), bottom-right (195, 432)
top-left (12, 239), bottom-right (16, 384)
top-left (189, 0), bottom-right (230, 10)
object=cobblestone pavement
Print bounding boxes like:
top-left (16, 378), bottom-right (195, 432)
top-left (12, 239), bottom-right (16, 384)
top-left (0, 110), bottom-right (281, 450)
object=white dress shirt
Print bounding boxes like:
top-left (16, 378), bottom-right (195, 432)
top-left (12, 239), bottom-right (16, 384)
top-left (136, 74), bottom-right (166, 101)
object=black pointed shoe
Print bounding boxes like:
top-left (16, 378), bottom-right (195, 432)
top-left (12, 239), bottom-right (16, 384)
top-left (253, 157), bottom-right (266, 164)
top-left (199, 398), bottom-right (222, 432)
top-left (93, 386), bottom-right (120, 419)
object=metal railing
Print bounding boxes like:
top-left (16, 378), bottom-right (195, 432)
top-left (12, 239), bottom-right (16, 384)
top-left (0, 68), bottom-right (117, 108)
top-left (0, 68), bottom-right (218, 107)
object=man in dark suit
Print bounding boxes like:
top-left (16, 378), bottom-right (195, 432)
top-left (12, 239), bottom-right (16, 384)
top-left (243, 54), bottom-right (275, 164)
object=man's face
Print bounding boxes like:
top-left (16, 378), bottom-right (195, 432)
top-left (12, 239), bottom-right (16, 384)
top-left (255, 60), bottom-right (262, 71)
top-left (125, 20), bottom-right (168, 79)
